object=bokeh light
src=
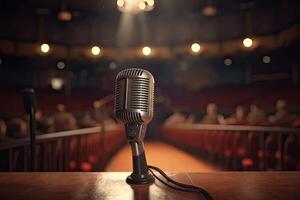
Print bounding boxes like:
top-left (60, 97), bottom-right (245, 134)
top-left (142, 46), bottom-right (152, 56)
top-left (224, 58), bottom-right (233, 66)
top-left (243, 38), bottom-right (253, 48)
top-left (57, 61), bottom-right (65, 69)
top-left (139, 2), bottom-right (146, 10)
top-left (262, 55), bottom-right (271, 64)
top-left (117, 0), bottom-right (125, 7)
top-left (191, 43), bottom-right (201, 53)
top-left (51, 78), bottom-right (64, 90)
top-left (40, 43), bottom-right (50, 53)
top-left (91, 46), bottom-right (101, 56)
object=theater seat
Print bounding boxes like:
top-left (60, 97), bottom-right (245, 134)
top-left (265, 134), bottom-right (279, 171)
top-left (242, 132), bottom-right (261, 171)
top-left (233, 132), bottom-right (246, 170)
top-left (283, 134), bottom-right (298, 170)
top-left (68, 136), bottom-right (79, 171)
top-left (222, 132), bottom-right (234, 170)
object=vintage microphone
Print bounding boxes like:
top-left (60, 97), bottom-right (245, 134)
top-left (22, 88), bottom-right (37, 172)
top-left (115, 68), bottom-right (155, 184)
top-left (114, 68), bottom-right (214, 200)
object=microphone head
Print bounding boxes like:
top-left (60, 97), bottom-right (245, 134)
top-left (115, 68), bottom-right (154, 124)
top-left (22, 88), bottom-right (37, 114)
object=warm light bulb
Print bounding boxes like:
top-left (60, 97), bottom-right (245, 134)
top-left (51, 78), bottom-right (64, 90)
top-left (41, 43), bottom-right (50, 53)
top-left (147, 0), bottom-right (155, 7)
top-left (91, 46), bottom-right (101, 56)
top-left (139, 2), bottom-right (146, 10)
top-left (191, 43), bottom-right (201, 53)
top-left (117, 0), bottom-right (125, 7)
top-left (142, 46), bottom-right (151, 56)
top-left (243, 38), bottom-right (253, 48)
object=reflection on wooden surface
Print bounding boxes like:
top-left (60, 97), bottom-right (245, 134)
top-left (0, 172), bottom-right (299, 200)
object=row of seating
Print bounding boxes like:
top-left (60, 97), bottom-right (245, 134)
top-left (0, 88), bottom-right (112, 115)
top-left (0, 126), bottom-right (126, 172)
top-left (162, 84), bottom-right (300, 111)
top-left (161, 127), bottom-right (300, 171)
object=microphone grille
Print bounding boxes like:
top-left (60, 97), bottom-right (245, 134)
top-left (115, 77), bottom-right (150, 112)
top-left (116, 68), bottom-right (144, 78)
top-left (115, 68), bottom-right (154, 124)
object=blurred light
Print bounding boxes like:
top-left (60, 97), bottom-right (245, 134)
top-left (109, 62), bottom-right (117, 70)
top-left (243, 38), bottom-right (253, 48)
top-left (224, 58), bottom-right (232, 66)
top-left (147, 0), bottom-right (155, 6)
top-left (0, 58), bottom-right (2, 65)
top-left (202, 5), bottom-right (217, 17)
top-left (139, 2), bottom-right (146, 10)
top-left (117, 0), bottom-right (154, 13)
top-left (262, 55), bottom-right (271, 64)
top-left (58, 10), bottom-right (72, 21)
top-left (57, 61), bottom-right (65, 69)
top-left (40, 43), bottom-right (50, 53)
top-left (51, 78), bottom-right (64, 90)
top-left (142, 46), bottom-right (151, 56)
top-left (117, 0), bottom-right (125, 7)
top-left (91, 46), bottom-right (101, 56)
top-left (191, 43), bottom-right (201, 53)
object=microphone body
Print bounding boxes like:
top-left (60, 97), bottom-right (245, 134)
top-left (22, 88), bottom-right (37, 172)
top-left (115, 68), bottom-right (154, 184)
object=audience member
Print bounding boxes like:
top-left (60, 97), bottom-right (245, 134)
top-left (79, 111), bottom-right (98, 128)
top-left (92, 100), bottom-right (115, 125)
top-left (247, 103), bottom-right (266, 123)
top-left (185, 113), bottom-right (196, 124)
top-left (6, 118), bottom-right (28, 138)
top-left (163, 110), bottom-right (186, 126)
top-left (292, 117), bottom-right (300, 128)
top-left (52, 104), bottom-right (77, 131)
top-left (226, 106), bottom-right (246, 124)
top-left (0, 119), bottom-right (7, 140)
top-left (201, 103), bottom-right (225, 124)
top-left (35, 110), bottom-right (53, 134)
top-left (268, 99), bottom-right (290, 124)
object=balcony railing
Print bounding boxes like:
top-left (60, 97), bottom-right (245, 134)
top-left (161, 124), bottom-right (300, 171)
top-left (0, 124), bottom-right (126, 172)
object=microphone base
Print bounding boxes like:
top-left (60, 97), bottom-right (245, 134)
top-left (126, 173), bottom-right (155, 185)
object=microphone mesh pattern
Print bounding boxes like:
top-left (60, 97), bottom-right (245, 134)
top-left (126, 77), bottom-right (149, 112)
top-left (115, 68), bottom-right (154, 124)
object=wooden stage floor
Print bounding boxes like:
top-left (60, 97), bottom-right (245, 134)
top-left (105, 142), bottom-right (219, 172)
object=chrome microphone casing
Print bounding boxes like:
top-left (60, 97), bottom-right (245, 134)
top-left (115, 68), bottom-right (154, 125)
top-left (114, 68), bottom-right (155, 185)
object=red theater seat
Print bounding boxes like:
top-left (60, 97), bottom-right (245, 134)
top-left (233, 132), bottom-right (246, 170)
top-left (68, 136), bottom-right (79, 171)
top-left (242, 132), bottom-right (261, 170)
top-left (222, 132), bottom-right (234, 169)
top-left (283, 134), bottom-right (298, 170)
top-left (265, 134), bottom-right (279, 170)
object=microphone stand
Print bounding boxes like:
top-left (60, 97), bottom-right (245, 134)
top-left (125, 123), bottom-right (154, 184)
top-left (23, 88), bottom-right (37, 172)
top-left (29, 108), bottom-right (36, 172)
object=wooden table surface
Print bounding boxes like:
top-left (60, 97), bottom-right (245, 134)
top-left (0, 172), bottom-right (299, 200)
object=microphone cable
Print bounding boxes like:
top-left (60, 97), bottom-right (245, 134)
top-left (148, 165), bottom-right (214, 200)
